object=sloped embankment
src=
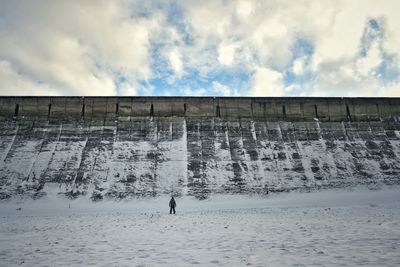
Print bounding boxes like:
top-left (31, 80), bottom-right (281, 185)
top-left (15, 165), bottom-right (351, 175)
top-left (0, 97), bottom-right (399, 200)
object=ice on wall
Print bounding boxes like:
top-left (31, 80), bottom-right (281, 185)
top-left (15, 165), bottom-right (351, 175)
top-left (1, 118), bottom-right (400, 200)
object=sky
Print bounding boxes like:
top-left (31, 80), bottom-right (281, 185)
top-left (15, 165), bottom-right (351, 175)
top-left (0, 0), bottom-right (399, 97)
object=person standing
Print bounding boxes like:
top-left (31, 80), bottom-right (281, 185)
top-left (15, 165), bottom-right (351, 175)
top-left (169, 197), bottom-right (176, 214)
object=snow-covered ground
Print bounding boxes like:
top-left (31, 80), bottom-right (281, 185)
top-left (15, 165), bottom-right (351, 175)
top-left (1, 188), bottom-right (400, 266)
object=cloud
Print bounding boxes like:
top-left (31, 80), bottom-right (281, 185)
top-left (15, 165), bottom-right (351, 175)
top-left (218, 43), bottom-right (236, 66)
top-left (0, 0), bottom-right (163, 96)
top-left (0, 60), bottom-right (58, 95)
top-left (0, 0), bottom-right (399, 97)
top-left (179, 87), bottom-right (207, 96)
top-left (180, 0), bottom-right (400, 96)
top-left (379, 82), bottom-right (400, 96)
top-left (292, 57), bottom-right (306, 76)
top-left (212, 81), bottom-right (232, 96)
top-left (310, 15), bottom-right (400, 97)
top-left (250, 67), bottom-right (284, 96)
top-left (356, 41), bottom-right (382, 77)
top-left (167, 47), bottom-right (184, 78)
top-left (118, 81), bottom-right (138, 97)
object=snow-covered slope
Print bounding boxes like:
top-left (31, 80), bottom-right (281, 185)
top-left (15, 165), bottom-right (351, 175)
top-left (1, 116), bottom-right (400, 200)
top-left (1, 189), bottom-right (400, 266)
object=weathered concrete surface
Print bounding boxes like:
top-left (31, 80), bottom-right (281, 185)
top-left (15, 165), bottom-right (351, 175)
top-left (0, 97), bottom-right (400, 200)
top-left (1, 96), bottom-right (400, 121)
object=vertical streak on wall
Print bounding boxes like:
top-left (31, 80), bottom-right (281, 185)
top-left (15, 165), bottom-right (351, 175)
top-left (47, 104), bottom-right (52, 119)
top-left (278, 122), bottom-right (293, 180)
top-left (71, 136), bottom-right (89, 192)
top-left (154, 117), bottom-right (159, 192)
top-left (41, 123), bottom-right (63, 186)
top-left (26, 126), bottom-right (48, 183)
top-left (250, 119), bottom-right (264, 188)
top-left (103, 124), bottom-right (117, 187)
top-left (182, 117), bottom-right (188, 195)
top-left (199, 119), bottom-right (205, 183)
top-left (1, 124), bottom-right (19, 163)
top-left (14, 104), bottom-right (19, 118)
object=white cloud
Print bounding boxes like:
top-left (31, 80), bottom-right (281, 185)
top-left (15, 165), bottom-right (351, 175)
top-left (311, 57), bottom-right (392, 97)
top-left (180, 0), bottom-right (400, 96)
top-left (179, 87), bottom-right (207, 96)
top-left (0, 0), bottom-right (400, 97)
top-left (250, 67), bottom-right (284, 96)
top-left (218, 43), bottom-right (236, 66)
top-left (378, 82), bottom-right (400, 96)
top-left (118, 81), bottom-right (138, 96)
top-left (212, 81), bottom-right (232, 96)
top-left (0, 60), bottom-right (59, 95)
top-left (356, 42), bottom-right (382, 76)
top-left (292, 57), bottom-right (306, 76)
top-left (167, 48), bottom-right (184, 78)
top-left (0, 0), bottom-right (164, 96)
top-left (309, 2), bottom-right (400, 79)
top-left (236, 1), bottom-right (254, 21)
top-left (311, 1), bottom-right (366, 64)
top-left (310, 11), bottom-right (398, 97)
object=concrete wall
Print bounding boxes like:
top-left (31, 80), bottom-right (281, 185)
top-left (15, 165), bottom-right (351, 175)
top-left (1, 96), bottom-right (400, 200)
top-left (0, 97), bottom-right (399, 122)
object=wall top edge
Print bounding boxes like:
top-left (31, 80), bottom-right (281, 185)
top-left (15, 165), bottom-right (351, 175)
top-left (0, 96), bottom-right (399, 100)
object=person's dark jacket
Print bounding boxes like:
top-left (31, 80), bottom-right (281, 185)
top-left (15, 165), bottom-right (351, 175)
top-left (169, 198), bottom-right (176, 208)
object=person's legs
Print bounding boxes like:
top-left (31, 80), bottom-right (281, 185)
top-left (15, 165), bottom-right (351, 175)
top-left (170, 207), bottom-right (172, 214)
top-left (173, 206), bottom-right (176, 214)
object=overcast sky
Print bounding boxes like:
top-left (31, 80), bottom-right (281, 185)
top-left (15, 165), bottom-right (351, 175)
top-left (0, 0), bottom-right (399, 97)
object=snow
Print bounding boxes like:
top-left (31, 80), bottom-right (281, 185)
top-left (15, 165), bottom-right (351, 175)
top-left (1, 119), bottom-right (400, 200)
top-left (1, 188), bottom-right (400, 266)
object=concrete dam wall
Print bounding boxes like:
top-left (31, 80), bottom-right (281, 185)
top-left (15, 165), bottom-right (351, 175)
top-left (1, 96), bottom-right (400, 200)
